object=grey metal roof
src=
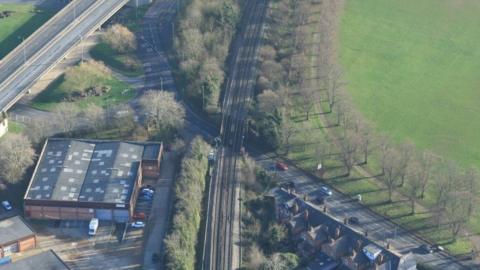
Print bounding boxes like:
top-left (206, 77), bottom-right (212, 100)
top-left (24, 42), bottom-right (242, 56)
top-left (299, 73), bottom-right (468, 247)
top-left (78, 142), bottom-right (143, 204)
top-left (142, 144), bottom-right (161, 160)
top-left (25, 139), bottom-right (161, 204)
top-left (0, 250), bottom-right (69, 270)
top-left (0, 216), bottom-right (35, 245)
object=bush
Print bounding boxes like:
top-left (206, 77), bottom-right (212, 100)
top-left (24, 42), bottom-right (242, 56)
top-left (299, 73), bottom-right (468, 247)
top-left (164, 137), bottom-right (211, 270)
top-left (101, 24), bottom-right (137, 53)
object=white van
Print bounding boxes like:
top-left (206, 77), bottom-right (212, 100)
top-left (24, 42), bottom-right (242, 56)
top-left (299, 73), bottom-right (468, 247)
top-left (88, 218), bottom-right (99, 236)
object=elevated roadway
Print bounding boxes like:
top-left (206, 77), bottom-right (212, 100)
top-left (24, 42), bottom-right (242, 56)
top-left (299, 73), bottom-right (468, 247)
top-left (0, 0), bottom-right (129, 113)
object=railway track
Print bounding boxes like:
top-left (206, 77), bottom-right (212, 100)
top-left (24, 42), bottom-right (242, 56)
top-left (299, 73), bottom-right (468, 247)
top-left (203, 0), bottom-right (268, 269)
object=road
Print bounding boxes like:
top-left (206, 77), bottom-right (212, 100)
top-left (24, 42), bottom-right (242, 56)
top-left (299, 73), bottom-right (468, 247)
top-left (202, 1), bottom-right (268, 269)
top-left (253, 151), bottom-right (476, 270)
top-left (0, 0), bottom-right (129, 112)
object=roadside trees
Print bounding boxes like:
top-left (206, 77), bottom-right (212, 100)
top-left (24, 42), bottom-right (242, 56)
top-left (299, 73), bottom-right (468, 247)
top-left (381, 148), bottom-right (401, 202)
top-left (0, 134), bottom-right (35, 184)
top-left (139, 90), bottom-right (185, 139)
top-left (102, 24), bottom-right (137, 53)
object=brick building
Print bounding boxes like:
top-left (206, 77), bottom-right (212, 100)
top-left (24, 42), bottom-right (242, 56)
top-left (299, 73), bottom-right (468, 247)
top-left (24, 138), bottom-right (162, 222)
top-left (0, 216), bottom-right (36, 258)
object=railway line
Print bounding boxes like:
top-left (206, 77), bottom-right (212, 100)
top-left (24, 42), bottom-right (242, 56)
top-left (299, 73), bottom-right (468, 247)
top-left (203, 0), bottom-right (268, 269)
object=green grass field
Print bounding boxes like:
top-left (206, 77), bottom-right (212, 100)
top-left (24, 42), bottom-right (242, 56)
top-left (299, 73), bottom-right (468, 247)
top-left (32, 62), bottom-right (134, 111)
top-left (339, 0), bottom-right (480, 167)
top-left (0, 4), bottom-right (54, 59)
top-left (90, 42), bottom-right (143, 77)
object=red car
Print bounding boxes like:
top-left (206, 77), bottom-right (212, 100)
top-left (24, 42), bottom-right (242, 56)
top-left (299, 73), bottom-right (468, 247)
top-left (276, 162), bottom-right (288, 171)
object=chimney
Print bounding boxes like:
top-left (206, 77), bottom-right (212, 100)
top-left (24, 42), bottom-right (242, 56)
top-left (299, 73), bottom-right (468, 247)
top-left (334, 226), bottom-right (341, 239)
top-left (293, 202), bottom-right (299, 214)
top-left (376, 254), bottom-right (384, 265)
top-left (356, 239), bottom-right (362, 251)
top-left (303, 209), bottom-right (309, 221)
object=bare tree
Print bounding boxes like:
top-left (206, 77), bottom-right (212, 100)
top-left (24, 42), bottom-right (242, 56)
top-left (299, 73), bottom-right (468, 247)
top-left (397, 142), bottom-right (415, 187)
top-left (357, 121), bottom-right (373, 164)
top-left (379, 135), bottom-right (392, 175)
top-left (257, 90), bottom-right (282, 116)
top-left (417, 151), bottom-right (434, 198)
top-left (381, 148), bottom-right (401, 202)
top-left (444, 190), bottom-right (470, 241)
top-left (26, 119), bottom-right (54, 145)
top-left (464, 167), bottom-right (479, 218)
top-left (339, 130), bottom-right (358, 177)
top-left (280, 118), bottom-right (297, 155)
top-left (0, 134), bottom-right (35, 184)
top-left (405, 162), bottom-right (424, 214)
top-left (53, 103), bottom-right (78, 134)
top-left (84, 103), bottom-right (106, 132)
top-left (433, 161), bottom-right (457, 226)
top-left (326, 67), bottom-right (343, 113)
top-left (140, 90), bottom-right (185, 132)
top-left (299, 87), bottom-right (319, 120)
top-left (102, 24), bottom-right (137, 53)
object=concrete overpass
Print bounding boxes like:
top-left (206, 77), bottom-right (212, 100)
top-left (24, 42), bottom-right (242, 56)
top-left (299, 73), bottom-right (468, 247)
top-left (0, 0), bottom-right (130, 114)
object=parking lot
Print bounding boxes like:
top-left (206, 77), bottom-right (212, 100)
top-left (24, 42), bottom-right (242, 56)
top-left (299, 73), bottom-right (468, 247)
top-left (28, 218), bottom-right (144, 270)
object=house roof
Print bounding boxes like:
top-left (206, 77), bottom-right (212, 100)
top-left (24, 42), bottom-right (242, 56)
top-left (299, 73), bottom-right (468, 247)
top-left (0, 216), bottom-right (35, 245)
top-left (271, 188), bottom-right (411, 270)
top-left (0, 250), bottom-right (69, 270)
top-left (25, 138), bottom-right (162, 204)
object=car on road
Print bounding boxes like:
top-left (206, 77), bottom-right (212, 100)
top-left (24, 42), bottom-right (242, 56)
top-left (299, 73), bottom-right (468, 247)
top-left (276, 162), bottom-right (288, 171)
top-left (320, 186), bottom-right (333, 196)
top-left (131, 221), bottom-right (145, 228)
top-left (1, 200), bottom-right (12, 211)
top-left (280, 181), bottom-right (295, 190)
top-left (348, 216), bottom-right (360, 225)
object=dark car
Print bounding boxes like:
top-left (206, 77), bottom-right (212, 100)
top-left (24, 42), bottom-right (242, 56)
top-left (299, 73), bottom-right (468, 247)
top-left (348, 216), bottom-right (360, 225)
top-left (420, 244), bottom-right (434, 254)
top-left (276, 162), bottom-right (288, 171)
top-left (313, 196), bottom-right (325, 205)
top-left (280, 181), bottom-right (295, 190)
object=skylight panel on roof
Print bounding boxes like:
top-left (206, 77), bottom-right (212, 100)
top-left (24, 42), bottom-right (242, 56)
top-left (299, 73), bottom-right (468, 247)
top-left (64, 168), bottom-right (73, 173)
top-left (49, 160), bottom-right (55, 164)
top-left (50, 167), bottom-right (56, 172)
top-left (42, 177), bottom-right (48, 181)
top-left (41, 168), bottom-right (47, 173)
top-left (68, 178), bottom-right (75, 183)
top-left (61, 186), bottom-right (67, 191)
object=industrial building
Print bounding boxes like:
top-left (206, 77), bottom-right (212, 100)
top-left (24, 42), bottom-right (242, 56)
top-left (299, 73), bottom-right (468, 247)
top-left (24, 138), bottom-right (162, 222)
top-left (0, 216), bottom-right (36, 258)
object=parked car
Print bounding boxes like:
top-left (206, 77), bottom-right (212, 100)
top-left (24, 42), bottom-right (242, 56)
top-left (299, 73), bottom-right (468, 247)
top-left (276, 162), bottom-right (288, 171)
top-left (320, 186), bottom-right (333, 196)
top-left (141, 188), bottom-right (154, 195)
top-left (280, 181), bottom-right (295, 190)
top-left (131, 221), bottom-right (145, 228)
top-left (313, 196), bottom-right (325, 205)
top-left (348, 216), bottom-right (360, 225)
top-left (143, 185), bottom-right (155, 191)
top-left (420, 244), bottom-right (434, 254)
top-left (1, 201), bottom-right (12, 211)
top-left (132, 212), bottom-right (146, 220)
top-left (88, 218), bottom-right (99, 236)
top-left (432, 244), bottom-right (445, 252)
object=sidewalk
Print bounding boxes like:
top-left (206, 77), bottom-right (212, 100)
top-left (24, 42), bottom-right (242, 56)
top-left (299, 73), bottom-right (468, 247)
top-left (142, 152), bottom-right (177, 270)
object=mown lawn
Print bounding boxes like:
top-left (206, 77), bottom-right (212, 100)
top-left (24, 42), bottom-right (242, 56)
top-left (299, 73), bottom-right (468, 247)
top-left (339, 0), bottom-right (480, 167)
top-left (278, 0), bottom-right (476, 256)
top-left (31, 63), bottom-right (134, 111)
top-left (0, 3), bottom-right (54, 59)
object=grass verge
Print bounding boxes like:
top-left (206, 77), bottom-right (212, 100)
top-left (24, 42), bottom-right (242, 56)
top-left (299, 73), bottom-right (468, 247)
top-left (90, 42), bottom-right (143, 77)
top-left (0, 3), bottom-right (54, 59)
